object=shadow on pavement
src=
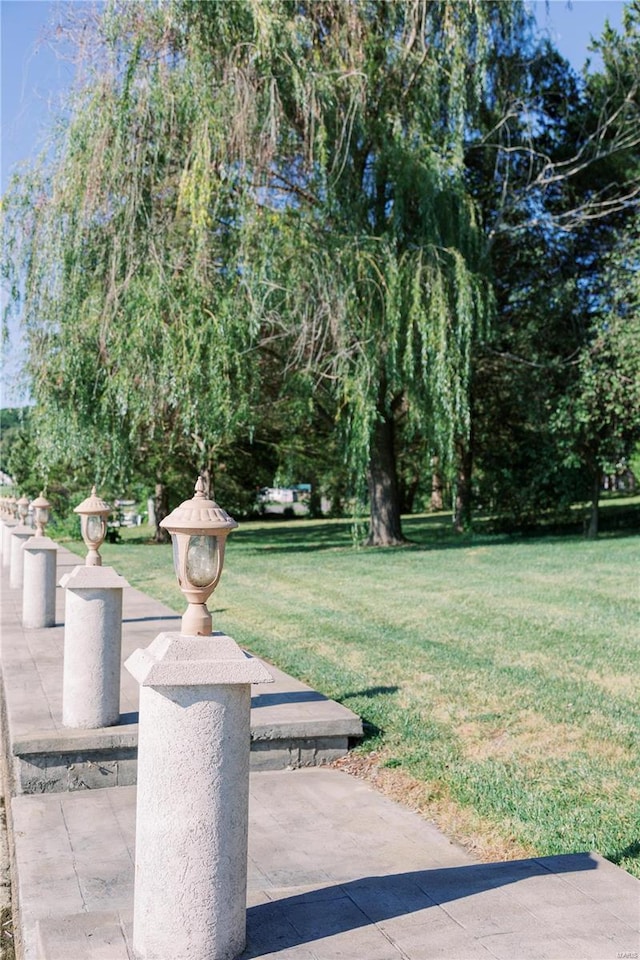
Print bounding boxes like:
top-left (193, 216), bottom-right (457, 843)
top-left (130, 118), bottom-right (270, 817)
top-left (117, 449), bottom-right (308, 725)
top-left (251, 690), bottom-right (328, 707)
top-left (121, 615), bottom-right (181, 624)
top-left (241, 854), bottom-right (600, 957)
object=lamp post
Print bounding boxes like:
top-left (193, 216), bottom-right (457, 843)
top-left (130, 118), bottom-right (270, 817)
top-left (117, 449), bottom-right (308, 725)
top-left (1, 498), bottom-right (18, 569)
top-left (126, 477), bottom-right (272, 960)
top-left (60, 487), bottom-right (128, 728)
top-left (22, 493), bottom-right (58, 629)
top-left (160, 475), bottom-right (238, 636)
top-left (74, 486), bottom-right (110, 566)
top-left (16, 495), bottom-right (30, 524)
top-left (31, 493), bottom-right (51, 536)
top-left (9, 496), bottom-right (35, 590)
top-left (0, 498), bottom-right (6, 560)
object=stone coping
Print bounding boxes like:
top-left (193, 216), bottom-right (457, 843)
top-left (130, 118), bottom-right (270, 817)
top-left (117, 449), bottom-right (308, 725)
top-left (1, 545), bottom-right (363, 790)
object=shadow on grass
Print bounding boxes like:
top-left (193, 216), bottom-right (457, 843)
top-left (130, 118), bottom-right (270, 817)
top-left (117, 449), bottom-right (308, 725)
top-left (337, 688), bottom-right (400, 743)
top-left (342, 686), bottom-right (399, 700)
top-left (231, 511), bottom-right (639, 557)
top-left (230, 515), bottom-right (470, 556)
top-left (111, 498), bottom-right (639, 557)
top-left (111, 534), bottom-right (165, 546)
top-left (358, 719), bottom-right (383, 742)
top-left (610, 839), bottom-right (640, 866)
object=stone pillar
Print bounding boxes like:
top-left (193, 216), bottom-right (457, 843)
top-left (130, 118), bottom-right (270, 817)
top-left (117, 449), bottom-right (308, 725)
top-left (10, 525), bottom-right (34, 589)
top-left (126, 633), bottom-right (273, 960)
top-left (60, 565), bottom-right (129, 728)
top-left (22, 536), bottom-right (58, 628)
top-left (1, 520), bottom-right (17, 568)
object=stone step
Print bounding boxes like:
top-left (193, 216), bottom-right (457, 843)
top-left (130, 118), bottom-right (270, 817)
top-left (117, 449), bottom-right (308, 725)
top-left (1, 545), bottom-right (362, 795)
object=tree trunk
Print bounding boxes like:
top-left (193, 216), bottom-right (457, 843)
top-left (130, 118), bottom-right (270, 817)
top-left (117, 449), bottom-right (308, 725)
top-left (453, 439), bottom-right (472, 534)
top-left (430, 457), bottom-right (444, 511)
top-left (201, 464), bottom-right (213, 499)
top-left (154, 481), bottom-right (171, 543)
top-left (586, 468), bottom-right (600, 539)
top-left (399, 473), bottom-right (420, 515)
top-left (306, 472), bottom-right (323, 519)
top-left (366, 411), bottom-right (406, 546)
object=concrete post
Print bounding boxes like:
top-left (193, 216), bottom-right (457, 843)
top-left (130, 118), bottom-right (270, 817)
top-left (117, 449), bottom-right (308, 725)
top-left (9, 525), bottom-right (34, 589)
top-left (22, 536), bottom-right (58, 628)
top-left (60, 565), bottom-right (129, 728)
top-left (1, 520), bottom-right (18, 568)
top-left (125, 632), bottom-right (273, 960)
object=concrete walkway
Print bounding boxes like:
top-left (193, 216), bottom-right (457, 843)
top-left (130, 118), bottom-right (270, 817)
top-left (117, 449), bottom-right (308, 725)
top-left (1, 534), bottom-right (639, 960)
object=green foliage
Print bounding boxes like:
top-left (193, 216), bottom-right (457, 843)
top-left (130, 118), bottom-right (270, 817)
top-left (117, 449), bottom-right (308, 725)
top-left (551, 221), bottom-right (640, 504)
top-left (2, 0), bottom-right (639, 538)
top-left (1, 0), bottom-right (528, 541)
top-left (0, 407), bottom-right (26, 478)
top-left (467, 4), bottom-right (640, 530)
top-left (629, 442), bottom-right (640, 482)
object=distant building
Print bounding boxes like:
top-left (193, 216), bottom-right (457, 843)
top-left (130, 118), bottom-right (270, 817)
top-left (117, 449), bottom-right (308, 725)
top-left (256, 484), bottom-right (312, 516)
top-left (257, 487), bottom-right (295, 504)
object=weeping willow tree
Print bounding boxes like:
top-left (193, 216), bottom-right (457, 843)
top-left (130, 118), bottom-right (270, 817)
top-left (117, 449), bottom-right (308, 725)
top-left (2, 0), bottom-right (528, 543)
top-left (2, 1), bottom-right (264, 530)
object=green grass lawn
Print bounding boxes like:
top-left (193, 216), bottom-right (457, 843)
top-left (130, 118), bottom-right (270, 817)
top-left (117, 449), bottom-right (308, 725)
top-left (67, 503), bottom-right (640, 877)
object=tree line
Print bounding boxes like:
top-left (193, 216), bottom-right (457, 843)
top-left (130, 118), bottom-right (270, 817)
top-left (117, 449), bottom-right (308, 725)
top-left (2, 0), bottom-right (639, 542)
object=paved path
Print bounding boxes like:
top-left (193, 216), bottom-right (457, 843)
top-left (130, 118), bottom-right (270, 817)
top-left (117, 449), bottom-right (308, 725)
top-left (13, 775), bottom-right (640, 960)
top-left (1, 529), bottom-right (639, 960)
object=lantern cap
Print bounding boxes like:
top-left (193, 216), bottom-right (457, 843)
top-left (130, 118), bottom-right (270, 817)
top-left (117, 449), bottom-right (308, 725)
top-left (17, 495), bottom-right (30, 507)
top-left (160, 477), bottom-right (238, 535)
top-left (74, 486), bottom-right (111, 516)
top-left (31, 492), bottom-right (51, 510)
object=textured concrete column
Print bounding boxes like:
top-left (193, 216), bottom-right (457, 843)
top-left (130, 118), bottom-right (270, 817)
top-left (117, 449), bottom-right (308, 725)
top-left (22, 536), bottom-right (58, 628)
top-left (9, 525), bottom-right (33, 589)
top-left (2, 520), bottom-right (18, 568)
top-left (126, 633), bottom-right (273, 960)
top-left (60, 565), bottom-right (129, 728)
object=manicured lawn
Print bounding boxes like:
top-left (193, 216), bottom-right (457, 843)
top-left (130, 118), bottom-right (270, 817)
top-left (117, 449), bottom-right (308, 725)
top-left (66, 505), bottom-right (640, 877)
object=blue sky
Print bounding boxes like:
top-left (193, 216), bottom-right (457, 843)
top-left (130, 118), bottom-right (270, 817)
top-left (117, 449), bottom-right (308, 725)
top-left (1, 0), bottom-right (73, 194)
top-left (532, 0), bottom-right (627, 68)
top-left (0, 0), bottom-right (630, 196)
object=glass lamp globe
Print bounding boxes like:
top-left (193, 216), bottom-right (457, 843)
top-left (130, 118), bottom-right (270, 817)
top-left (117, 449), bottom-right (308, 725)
top-left (31, 493), bottom-right (52, 536)
top-left (17, 495), bottom-right (30, 523)
top-left (74, 487), bottom-right (111, 566)
top-left (160, 477), bottom-right (238, 636)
